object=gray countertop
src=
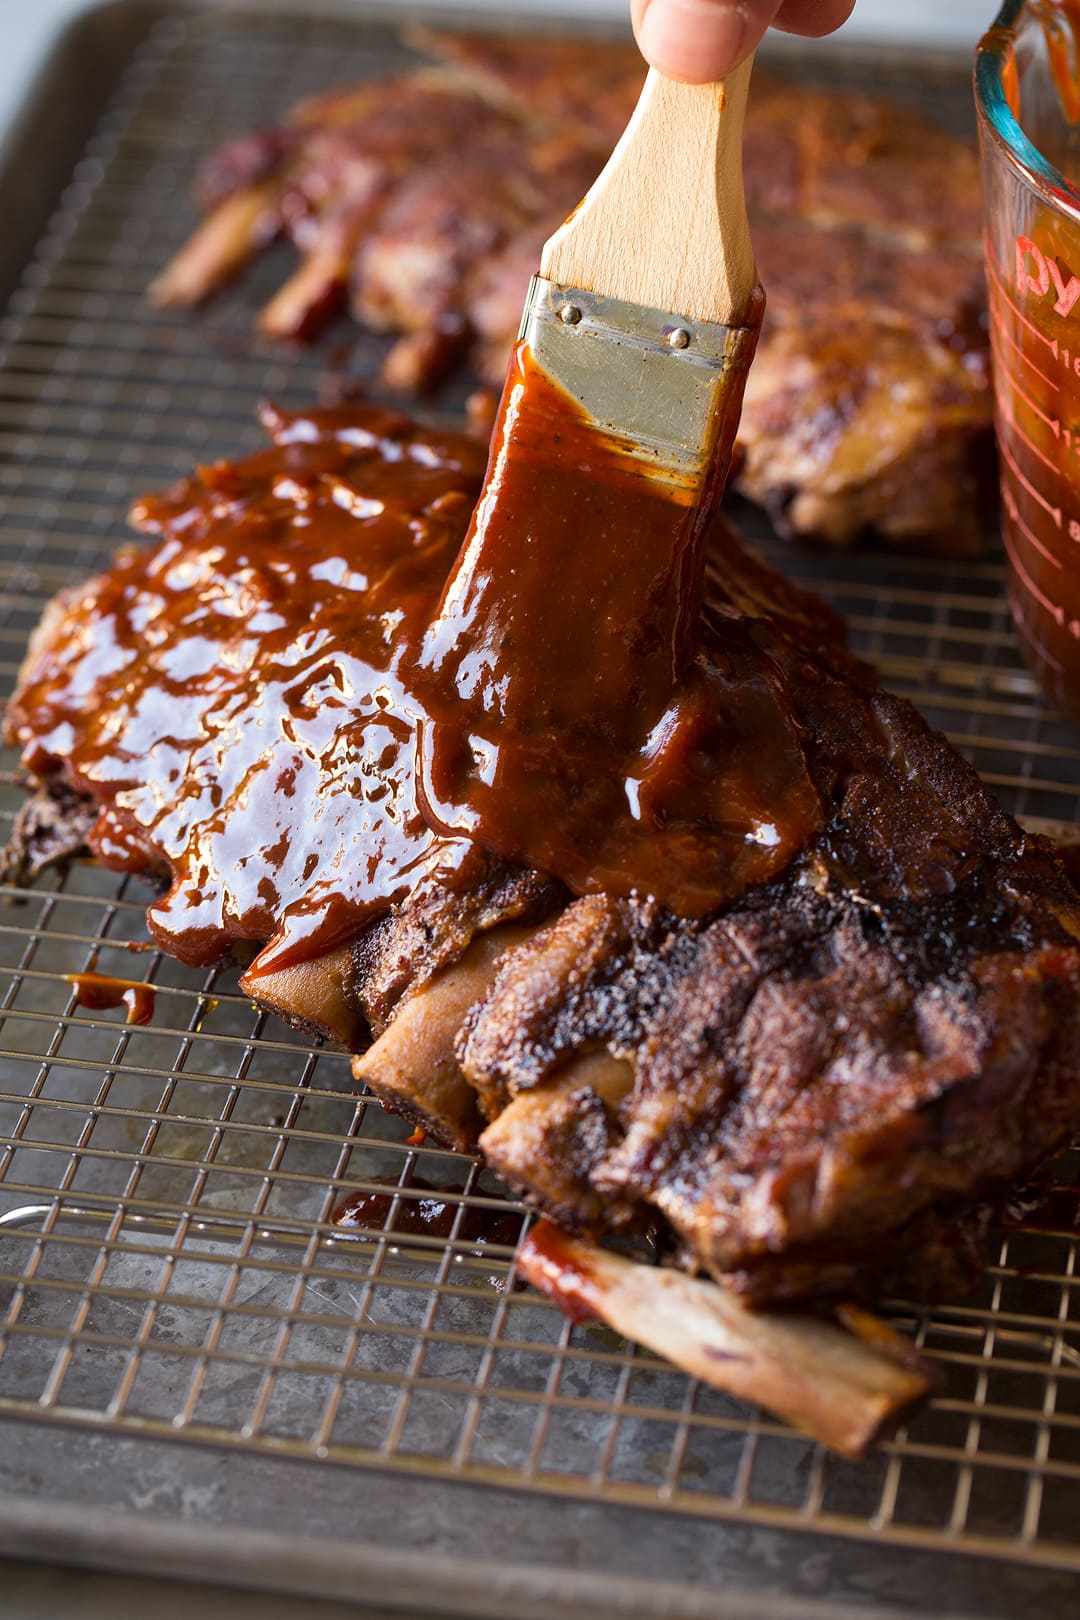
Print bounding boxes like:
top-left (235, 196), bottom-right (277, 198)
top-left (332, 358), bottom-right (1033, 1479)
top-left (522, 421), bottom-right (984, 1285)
top-left (4, 1559), bottom-right (438, 1620)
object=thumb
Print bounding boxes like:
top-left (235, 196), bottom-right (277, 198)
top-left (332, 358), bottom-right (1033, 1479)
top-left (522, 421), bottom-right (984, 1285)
top-left (632, 0), bottom-right (856, 83)
top-left (631, 0), bottom-right (775, 82)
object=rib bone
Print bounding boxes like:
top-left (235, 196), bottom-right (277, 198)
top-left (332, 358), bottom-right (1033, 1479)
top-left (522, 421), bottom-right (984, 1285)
top-left (352, 923), bottom-right (539, 1151)
top-left (150, 181), bottom-right (281, 308)
top-left (518, 1222), bottom-right (934, 1458)
top-left (258, 248), bottom-right (351, 339)
top-left (241, 943), bottom-right (361, 1048)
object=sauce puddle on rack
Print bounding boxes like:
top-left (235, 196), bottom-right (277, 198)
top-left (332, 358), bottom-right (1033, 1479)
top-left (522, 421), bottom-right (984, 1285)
top-left (1004, 1179), bottom-right (1080, 1235)
top-left (64, 972), bottom-right (156, 1026)
top-left (332, 1176), bottom-right (523, 1252)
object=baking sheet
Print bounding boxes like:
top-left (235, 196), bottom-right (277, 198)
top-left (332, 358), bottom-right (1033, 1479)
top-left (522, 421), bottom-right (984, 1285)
top-left (0, 6), bottom-right (1077, 1617)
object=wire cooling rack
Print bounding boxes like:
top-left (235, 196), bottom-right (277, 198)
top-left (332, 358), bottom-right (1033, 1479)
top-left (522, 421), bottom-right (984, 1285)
top-left (0, 3), bottom-right (1079, 1601)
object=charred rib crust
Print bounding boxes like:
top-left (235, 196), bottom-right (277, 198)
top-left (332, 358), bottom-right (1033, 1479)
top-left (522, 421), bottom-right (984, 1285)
top-left (454, 667), bottom-right (1080, 1303)
top-left (1, 782), bottom-right (97, 884)
top-left (351, 860), bottom-right (564, 1035)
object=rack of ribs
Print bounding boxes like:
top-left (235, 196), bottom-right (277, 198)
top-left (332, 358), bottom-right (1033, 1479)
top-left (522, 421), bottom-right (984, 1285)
top-left (6, 400), bottom-right (1079, 1451)
top-left (152, 31), bottom-right (992, 553)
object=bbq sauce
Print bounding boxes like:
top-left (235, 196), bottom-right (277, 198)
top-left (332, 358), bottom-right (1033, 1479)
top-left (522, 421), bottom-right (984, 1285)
top-left (6, 390), bottom-right (819, 979)
top-left (332, 1176), bottom-right (523, 1249)
top-left (8, 404), bottom-right (488, 975)
top-left (517, 1221), bottom-right (601, 1326)
top-left (65, 972), bottom-right (156, 1025)
top-left (411, 345), bottom-right (819, 914)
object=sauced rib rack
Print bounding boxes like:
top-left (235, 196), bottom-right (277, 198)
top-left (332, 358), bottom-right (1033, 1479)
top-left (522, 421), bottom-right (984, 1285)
top-left (363, 671), bottom-right (1080, 1312)
top-left (151, 32), bottom-right (992, 553)
top-left (6, 402), bottom-right (1080, 1353)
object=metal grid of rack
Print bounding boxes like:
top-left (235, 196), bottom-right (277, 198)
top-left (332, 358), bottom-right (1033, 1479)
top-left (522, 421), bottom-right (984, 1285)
top-left (0, 2), bottom-right (1079, 1587)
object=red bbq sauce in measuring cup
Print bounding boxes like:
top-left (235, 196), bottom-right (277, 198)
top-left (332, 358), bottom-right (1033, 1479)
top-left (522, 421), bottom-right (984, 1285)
top-left (978, 1), bottom-right (1080, 715)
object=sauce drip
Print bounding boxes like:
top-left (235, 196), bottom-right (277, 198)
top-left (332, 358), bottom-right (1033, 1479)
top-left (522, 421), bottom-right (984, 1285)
top-left (1036, 1), bottom-right (1080, 125)
top-left (65, 972), bottom-right (156, 1026)
top-left (997, 6), bottom-right (1080, 127)
top-left (411, 345), bottom-right (820, 915)
top-left (332, 1176), bottom-right (523, 1250)
top-left (7, 391), bottom-right (820, 978)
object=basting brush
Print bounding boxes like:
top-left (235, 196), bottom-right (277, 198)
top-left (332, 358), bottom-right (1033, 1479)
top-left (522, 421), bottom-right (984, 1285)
top-left (422, 56), bottom-right (763, 674)
top-left (530, 55), bottom-right (762, 498)
top-left (412, 56), bottom-right (794, 917)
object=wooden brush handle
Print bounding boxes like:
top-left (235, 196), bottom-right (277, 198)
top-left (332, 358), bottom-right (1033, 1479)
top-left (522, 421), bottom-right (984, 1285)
top-left (540, 58), bottom-right (757, 329)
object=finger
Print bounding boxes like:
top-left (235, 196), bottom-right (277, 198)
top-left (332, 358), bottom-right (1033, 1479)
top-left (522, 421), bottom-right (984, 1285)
top-left (631, 0), bottom-right (765, 83)
top-left (774, 0), bottom-right (856, 38)
top-left (631, 0), bottom-right (853, 84)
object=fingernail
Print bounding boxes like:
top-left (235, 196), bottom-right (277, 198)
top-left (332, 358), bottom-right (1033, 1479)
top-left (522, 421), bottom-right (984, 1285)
top-left (637, 0), bottom-right (749, 83)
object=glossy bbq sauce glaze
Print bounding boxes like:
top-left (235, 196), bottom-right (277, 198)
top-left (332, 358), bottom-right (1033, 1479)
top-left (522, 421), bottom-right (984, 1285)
top-left (412, 343), bottom-right (818, 913)
top-left (6, 364), bottom-right (820, 981)
top-left (8, 403), bottom-right (489, 976)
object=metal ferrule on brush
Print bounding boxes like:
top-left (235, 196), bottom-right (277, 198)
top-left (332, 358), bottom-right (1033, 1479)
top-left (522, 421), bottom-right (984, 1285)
top-left (518, 273), bottom-right (763, 497)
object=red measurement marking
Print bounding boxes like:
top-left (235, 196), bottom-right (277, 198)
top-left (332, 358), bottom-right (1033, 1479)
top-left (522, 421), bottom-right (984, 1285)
top-left (1001, 479), bottom-right (1063, 569)
top-left (995, 383), bottom-right (1061, 475)
top-left (998, 430), bottom-right (1063, 526)
top-left (984, 234), bottom-right (1016, 281)
top-left (985, 248), bottom-right (1061, 355)
top-left (1011, 585), bottom-right (1067, 672)
top-left (984, 234), bottom-right (1009, 277)
top-left (1002, 521), bottom-right (1066, 628)
top-left (990, 305), bottom-right (1057, 388)
top-left (996, 360), bottom-right (1061, 436)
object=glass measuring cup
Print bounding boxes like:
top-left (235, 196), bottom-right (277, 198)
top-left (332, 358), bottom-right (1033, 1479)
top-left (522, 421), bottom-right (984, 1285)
top-left (976, 1), bottom-right (1080, 715)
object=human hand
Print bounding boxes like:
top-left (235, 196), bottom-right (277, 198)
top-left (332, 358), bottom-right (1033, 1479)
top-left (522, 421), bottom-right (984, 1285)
top-left (631, 0), bottom-right (856, 82)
